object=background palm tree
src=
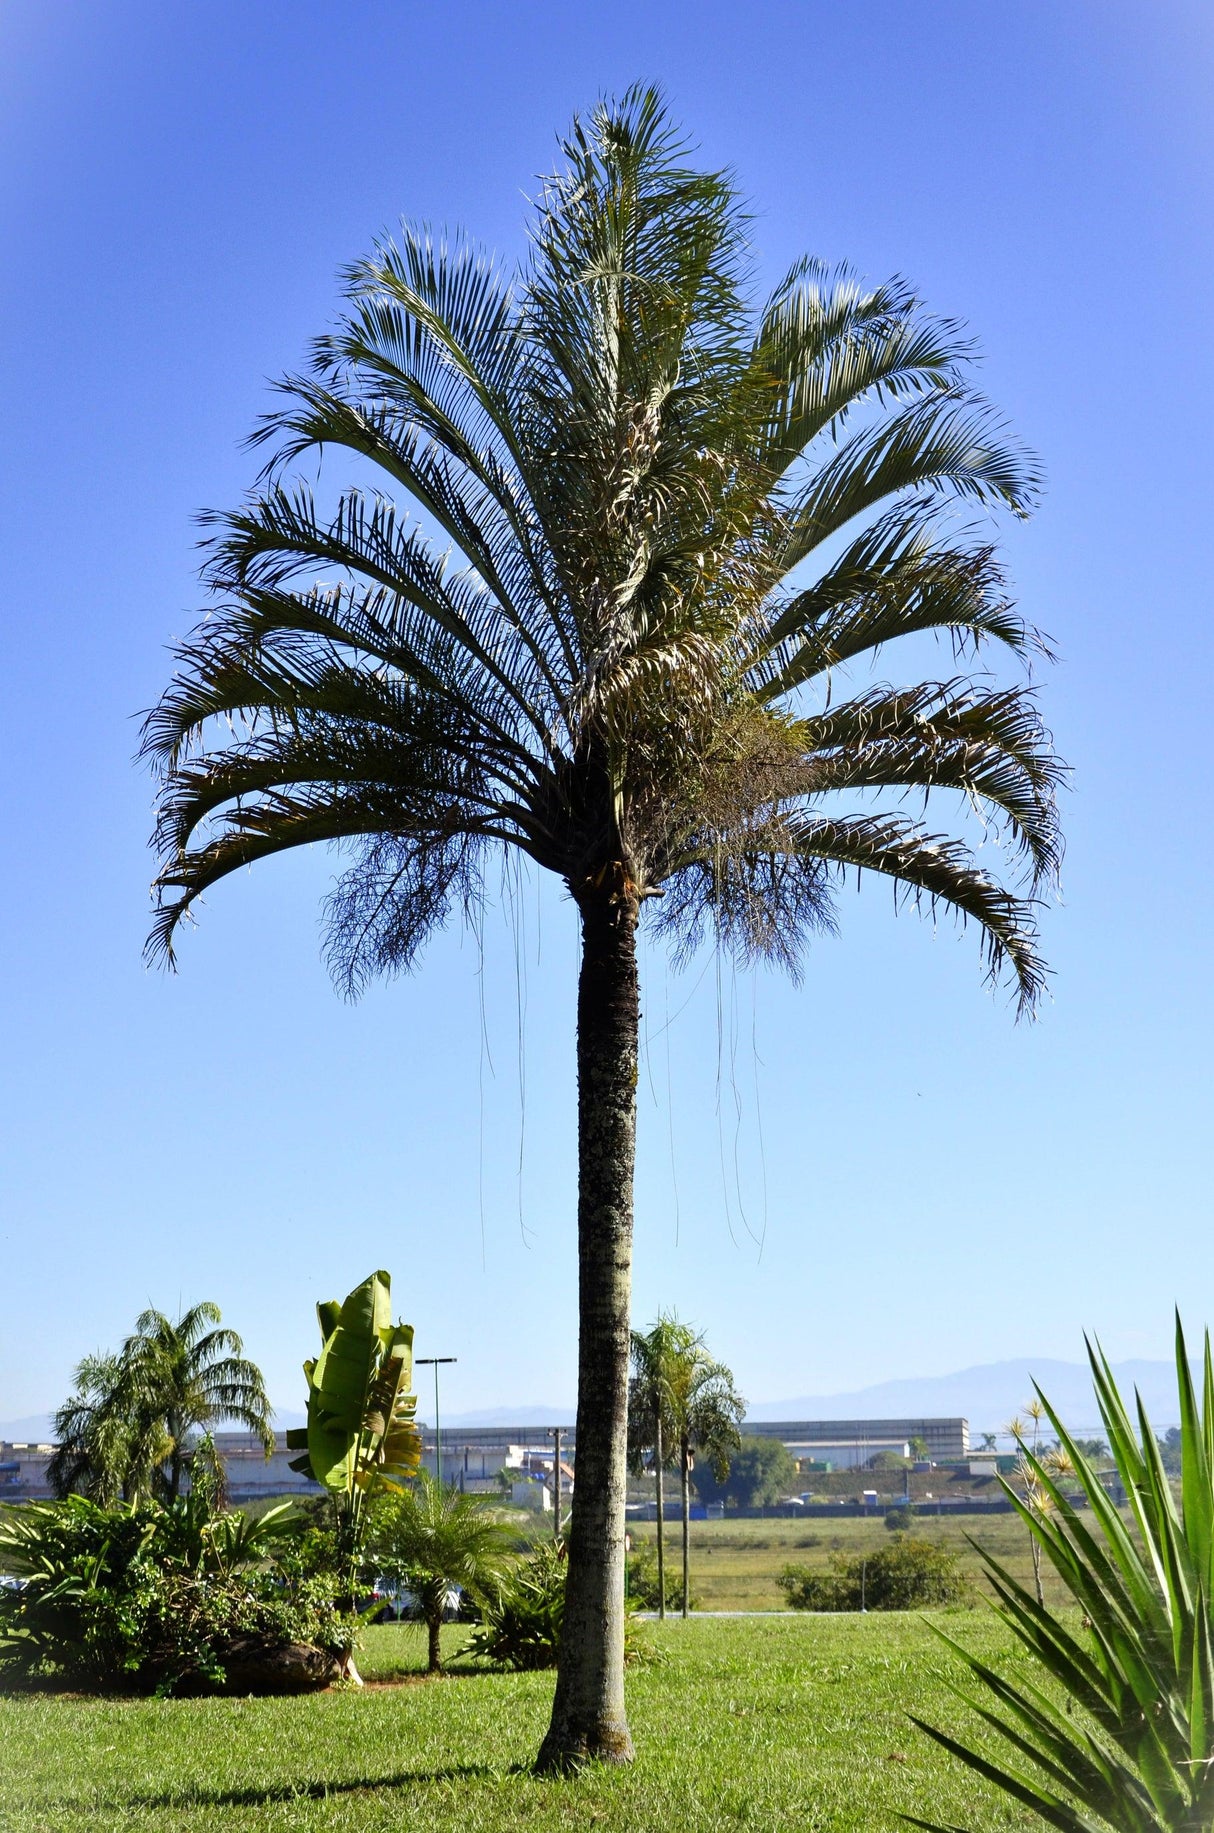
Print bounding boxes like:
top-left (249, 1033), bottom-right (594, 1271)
top-left (629, 1314), bottom-right (695, 1620)
top-left (668, 1330), bottom-right (745, 1618)
top-left (50, 1305), bottom-right (273, 1503)
top-left (47, 1353), bottom-right (167, 1504)
top-left (120, 1303), bottom-right (274, 1500)
top-left (144, 89), bottom-right (1061, 1766)
top-left (369, 1474), bottom-right (516, 1673)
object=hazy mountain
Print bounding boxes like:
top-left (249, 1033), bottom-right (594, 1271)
top-left (434, 1406), bottom-right (575, 1429)
top-left (6, 1360), bottom-right (1180, 1446)
top-left (745, 1357), bottom-right (1180, 1434)
top-left (0, 1415), bottom-right (54, 1442)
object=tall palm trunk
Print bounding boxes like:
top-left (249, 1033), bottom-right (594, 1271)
top-left (427, 1610), bottom-right (443, 1674)
top-left (680, 1435), bottom-right (691, 1619)
top-left (538, 891), bottom-right (638, 1771)
top-left (654, 1412), bottom-right (666, 1621)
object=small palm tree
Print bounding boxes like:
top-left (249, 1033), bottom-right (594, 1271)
top-left (144, 90), bottom-right (1061, 1765)
top-left (370, 1475), bottom-right (516, 1673)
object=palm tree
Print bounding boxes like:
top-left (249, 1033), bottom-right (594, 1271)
top-left (629, 1314), bottom-right (696, 1619)
top-left (370, 1474), bottom-right (516, 1673)
top-left (47, 1353), bottom-right (167, 1504)
top-left (143, 89), bottom-right (1061, 1766)
top-left (667, 1332), bottom-right (745, 1618)
top-left (120, 1303), bottom-right (273, 1501)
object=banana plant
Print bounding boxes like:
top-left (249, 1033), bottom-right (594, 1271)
top-left (909, 1315), bottom-right (1214, 1832)
top-left (286, 1269), bottom-right (421, 1595)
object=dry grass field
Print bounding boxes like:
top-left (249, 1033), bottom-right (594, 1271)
top-left (628, 1509), bottom-right (1072, 1610)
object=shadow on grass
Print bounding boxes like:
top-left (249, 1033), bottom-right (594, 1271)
top-left (128, 1763), bottom-right (526, 1809)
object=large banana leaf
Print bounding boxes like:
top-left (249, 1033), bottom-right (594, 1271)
top-left (909, 1315), bottom-right (1214, 1832)
top-left (285, 1270), bottom-right (421, 1507)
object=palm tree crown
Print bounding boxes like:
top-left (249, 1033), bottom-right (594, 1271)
top-left (145, 86), bottom-right (1059, 1004)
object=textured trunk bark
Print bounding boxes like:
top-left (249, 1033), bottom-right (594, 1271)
top-left (680, 1437), bottom-right (690, 1619)
top-left (655, 1412), bottom-right (666, 1621)
top-left (428, 1611), bottom-right (443, 1674)
top-left (536, 893), bottom-right (638, 1771)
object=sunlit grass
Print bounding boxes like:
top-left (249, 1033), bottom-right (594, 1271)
top-left (1, 1616), bottom-right (1037, 1831)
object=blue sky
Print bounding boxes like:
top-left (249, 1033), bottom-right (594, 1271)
top-left (2, 1), bottom-right (1212, 1427)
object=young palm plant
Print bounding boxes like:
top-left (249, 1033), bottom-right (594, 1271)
top-left (143, 89), bottom-right (1061, 1765)
top-left (369, 1474), bottom-right (516, 1674)
top-left (910, 1318), bottom-right (1214, 1832)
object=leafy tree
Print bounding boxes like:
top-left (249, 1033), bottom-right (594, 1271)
top-left (868, 1448), bottom-right (910, 1471)
top-left (1157, 1426), bottom-right (1182, 1475)
top-left (143, 90), bottom-right (1060, 1766)
top-left (48, 1306), bottom-right (272, 1504)
top-left (370, 1475), bottom-right (516, 1672)
top-left (693, 1434), bottom-right (796, 1509)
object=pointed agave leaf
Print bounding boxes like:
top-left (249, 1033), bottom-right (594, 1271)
top-left (916, 1322), bottom-right (1214, 1829)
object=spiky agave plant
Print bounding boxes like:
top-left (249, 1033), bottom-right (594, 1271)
top-left (910, 1318), bottom-right (1214, 1832)
top-left (143, 88), bottom-right (1061, 1766)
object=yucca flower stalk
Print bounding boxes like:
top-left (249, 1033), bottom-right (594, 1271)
top-left (910, 1317), bottom-right (1214, 1832)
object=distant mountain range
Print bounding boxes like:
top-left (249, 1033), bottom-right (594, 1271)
top-left (2, 1358), bottom-right (1181, 1446)
top-left (744, 1357), bottom-right (1180, 1434)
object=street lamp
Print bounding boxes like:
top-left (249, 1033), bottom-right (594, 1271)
top-left (416, 1357), bottom-right (457, 1485)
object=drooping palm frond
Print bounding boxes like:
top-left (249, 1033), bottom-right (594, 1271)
top-left (145, 84), bottom-right (1061, 1013)
top-left (908, 1317), bottom-right (1214, 1832)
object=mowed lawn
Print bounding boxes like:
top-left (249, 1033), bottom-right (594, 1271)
top-left (1, 1615), bottom-right (1042, 1833)
top-left (632, 1510), bottom-right (1071, 1610)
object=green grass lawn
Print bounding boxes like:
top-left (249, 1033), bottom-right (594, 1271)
top-left (631, 1510), bottom-right (1069, 1610)
top-left (0, 1615), bottom-right (1042, 1832)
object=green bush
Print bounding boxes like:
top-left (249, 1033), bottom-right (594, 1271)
top-left (0, 1494), bottom-right (352, 1694)
top-left (885, 1505), bottom-right (916, 1532)
top-left (778, 1536), bottom-right (968, 1612)
top-left (462, 1542), bottom-right (566, 1669)
top-left (463, 1542), bottom-right (653, 1669)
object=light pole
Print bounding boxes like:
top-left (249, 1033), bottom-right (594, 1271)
top-left (416, 1357), bottom-right (457, 1486)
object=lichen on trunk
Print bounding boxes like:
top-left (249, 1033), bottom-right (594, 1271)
top-left (536, 889), bottom-right (638, 1771)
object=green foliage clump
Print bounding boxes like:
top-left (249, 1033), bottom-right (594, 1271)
top-left (885, 1505), bottom-right (916, 1532)
top-left (463, 1542), bottom-right (567, 1670)
top-left (692, 1435), bottom-right (797, 1508)
top-left (778, 1535), bottom-right (968, 1611)
top-left (913, 1319), bottom-right (1214, 1832)
top-left (464, 1543), bottom-right (653, 1670)
top-left (0, 1494), bottom-right (351, 1694)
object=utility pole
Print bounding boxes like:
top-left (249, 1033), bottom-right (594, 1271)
top-left (551, 1427), bottom-right (562, 1538)
top-left (416, 1357), bottom-right (457, 1486)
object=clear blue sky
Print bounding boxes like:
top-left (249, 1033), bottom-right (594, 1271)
top-left (2, 1), bottom-right (1211, 1427)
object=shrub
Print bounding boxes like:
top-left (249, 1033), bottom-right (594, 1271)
top-left (462, 1542), bottom-right (566, 1669)
top-left (885, 1505), bottom-right (916, 1532)
top-left (464, 1542), bottom-right (653, 1669)
top-left (778, 1536), bottom-right (968, 1612)
top-left (0, 1494), bottom-right (351, 1694)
